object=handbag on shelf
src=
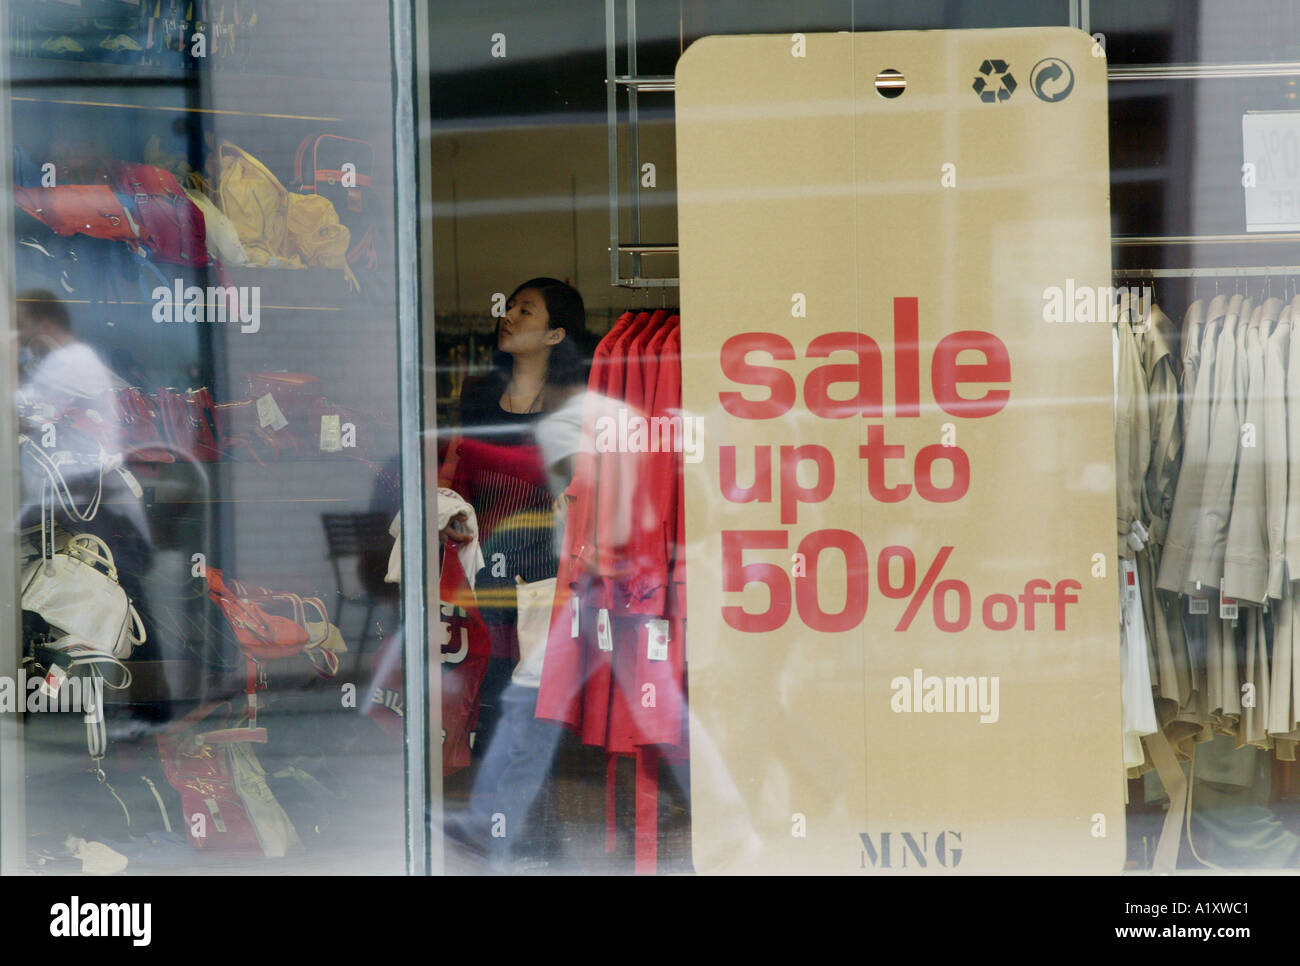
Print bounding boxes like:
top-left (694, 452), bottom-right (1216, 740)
top-left (292, 133), bottom-right (377, 270)
top-left (206, 568), bottom-right (344, 682)
top-left (113, 162), bottom-right (228, 279)
top-left (211, 397), bottom-right (290, 463)
top-left (239, 371), bottom-right (321, 454)
top-left (114, 386), bottom-right (177, 462)
top-left (155, 386), bottom-right (221, 462)
top-left (156, 701), bottom-right (301, 858)
top-left (215, 140), bottom-right (296, 268)
top-left (214, 140), bottom-right (359, 289)
top-left (20, 532), bottom-right (146, 663)
top-left (14, 184), bottom-right (143, 251)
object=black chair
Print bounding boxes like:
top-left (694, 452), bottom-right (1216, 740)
top-left (321, 512), bottom-right (396, 656)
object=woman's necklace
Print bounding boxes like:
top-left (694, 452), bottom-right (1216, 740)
top-left (504, 380), bottom-right (544, 413)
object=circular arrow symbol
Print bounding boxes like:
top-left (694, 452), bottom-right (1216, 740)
top-left (1030, 57), bottom-right (1075, 102)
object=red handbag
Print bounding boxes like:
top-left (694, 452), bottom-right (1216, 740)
top-left (155, 387), bottom-right (221, 462)
top-left (115, 387), bottom-right (176, 463)
top-left (14, 184), bottom-right (143, 250)
top-left (112, 162), bottom-right (213, 269)
top-left (185, 388), bottom-right (222, 461)
top-left (208, 569), bottom-right (339, 671)
top-left (244, 372), bottom-right (321, 432)
top-left (156, 700), bottom-right (301, 857)
top-left (206, 568), bottom-right (339, 726)
top-left (157, 702), bottom-right (268, 853)
top-left (206, 568), bottom-right (312, 660)
top-left (212, 398), bottom-right (280, 463)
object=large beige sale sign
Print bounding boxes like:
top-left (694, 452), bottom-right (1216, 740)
top-left (677, 29), bottom-right (1122, 873)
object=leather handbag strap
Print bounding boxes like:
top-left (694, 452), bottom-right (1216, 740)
top-left (194, 727), bottom-right (268, 746)
top-left (20, 434), bottom-right (106, 524)
top-left (64, 532), bottom-right (118, 579)
top-left (159, 698), bottom-right (233, 741)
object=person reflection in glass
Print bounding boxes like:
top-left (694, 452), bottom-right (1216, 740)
top-left (439, 277), bottom-right (587, 867)
top-left (15, 290), bottom-right (152, 649)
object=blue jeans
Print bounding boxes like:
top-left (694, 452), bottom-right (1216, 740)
top-left (469, 682), bottom-right (563, 857)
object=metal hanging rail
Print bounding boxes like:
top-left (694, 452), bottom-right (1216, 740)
top-left (605, 0), bottom-right (1300, 290)
top-left (614, 75), bottom-right (675, 91)
top-left (1113, 265), bottom-right (1300, 278)
top-left (1109, 62), bottom-right (1300, 81)
top-left (1114, 233), bottom-right (1300, 246)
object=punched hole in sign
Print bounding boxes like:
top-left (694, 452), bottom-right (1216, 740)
top-left (875, 69), bottom-right (906, 98)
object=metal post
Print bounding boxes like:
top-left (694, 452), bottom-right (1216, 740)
top-left (627, 0), bottom-right (642, 282)
top-left (0, 3), bottom-right (25, 877)
top-left (607, 0), bottom-right (621, 287)
top-left (394, 0), bottom-right (435, 877)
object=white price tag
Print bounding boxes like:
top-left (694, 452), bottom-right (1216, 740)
top-left (596, 608), bottom-right (613, 652)
top-left (1243, 112), bottom-right (1300, 231)
top-left (1188, 594), bottom-right (1210, 615)
top-left (319, 413), bottom-right (342, 452)
top-left (1121, 559), bottom-right (1138, 602)
top-left (205, 799), bottom-right (227, 834)
top-left (40, 664), bottom-right (67, 699)
top-left (256, 393), bottom-right (288, 431)
top-left (646, 619), bottom-right (669, 662)
top-left (570, 595), bottom-right (580, 638)
top-left (1219, 579), bottom-right (1239, 621)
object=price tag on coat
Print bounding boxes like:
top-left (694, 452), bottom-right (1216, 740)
top-left (646, 619), bottom-right (669, 662)
top-left (256, 393), bottom-right (288, 431)
top-left (1219, 580), bottom-right (1239, 621)
top-left (596, 608), bottom-right (612, 652)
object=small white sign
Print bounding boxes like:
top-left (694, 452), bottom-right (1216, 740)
top-left (1243, 112), bottom-right (1300, 232)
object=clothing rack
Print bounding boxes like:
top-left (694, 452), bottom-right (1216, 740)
top-left (1112, 266), bottom-right (1300, 279)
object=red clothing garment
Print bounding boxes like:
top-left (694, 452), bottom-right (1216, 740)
top-left (534, 553), bottom-right (586, 731)
top-left (618, 320), bottom-right (680, 616)
top-left (593, 310), bottom-right (664, 582)
top-left (365, 546), bottom-right (490, 775)
top-left (538, 312), bottom-right (686, 749)
top-left (445, 437), bottom-right (550, 545)
top-left (535, 309), bottom-right (689, 874)
top-left (561, 311), bottom-right (640, 575)
top-left (437, 547), bottom-right (492, 772)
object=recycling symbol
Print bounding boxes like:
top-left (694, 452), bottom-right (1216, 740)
top-left (972, 59), bottom-right (1016, 102)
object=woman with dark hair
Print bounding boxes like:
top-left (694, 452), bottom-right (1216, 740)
top-left (439, 277), bottom-right (588, 866)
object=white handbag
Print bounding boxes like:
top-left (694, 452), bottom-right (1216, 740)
top-left (21, 532), bottom-right (146, 661)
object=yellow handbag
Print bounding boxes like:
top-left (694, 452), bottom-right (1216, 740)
top-left (215, 141), bottom-right (299, 268)
top-left (215, 141), bottom-right (359, 289)
top-left (286, 193), bottom-right (358, 288)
